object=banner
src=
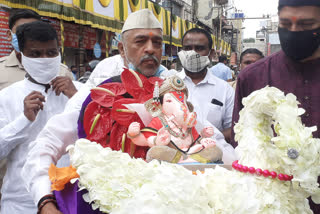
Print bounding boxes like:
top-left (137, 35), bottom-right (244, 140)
top-left (83, 26), bottom-right (97, 50)
top-left (64, 22), bottom-right (79, 48)
top-left (2, 0), bottom-right (122, 32)
top-left (227, 43), bottom-right (231, 56)
top-left (0, 10), bottom-right (11, 57)
top-left (1, 0), bottom-right (199, 46)
top-left (211, 35), bottom-right (217, 50)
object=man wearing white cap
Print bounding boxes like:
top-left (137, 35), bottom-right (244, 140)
top-left (85, 10), bottom-right (174, 87)
top-left (22, 9), bottom-right (170, 214)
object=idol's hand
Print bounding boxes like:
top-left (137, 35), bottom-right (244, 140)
top-left (201, 126), bottom-right (214, 138)
top-left (155, 127), bottom-right (171, 146)
top-left (128, 122), bottom-right (141, 138)
top-left (200, 138), bottom-right (216, 149)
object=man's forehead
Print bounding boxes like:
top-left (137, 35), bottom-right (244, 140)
top-left (183, 33), bottom-right (208, 46)
top-left (127, 28), bottom-right (162, 39)
top-left (243, 53), bottom-right (262, 59)
top-left (25, 39), bottom-right (58, 48)
top-left (279, 6), bottom-right (320, 20)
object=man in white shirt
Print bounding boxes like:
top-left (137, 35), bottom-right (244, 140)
top-left (209, 55), bottom-right (233, 82)
top-left (0, 21), bottom-right (81, 214)
top-left (0, 10), bottom-right (75, 202)
top-left (22, 9), bottom-right (173, 214)
top-left (177, 28), bottom-right (235, 144)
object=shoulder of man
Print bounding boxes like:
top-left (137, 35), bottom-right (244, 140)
top-left (96, 55), bottom-right (123, 67)
top-left (59, 63), bottom-right (74, 80)
top-left (90, 55), bottom-right (124, 78)
top-left (0, 56), bottom-right (9, 63)
top-left (60, 63), bottom-right (68, 69)
top-left (221, 63), bottom-right (230, 70)
top-left (209, 72), bottom-right (234, 90)
top-left (0, 56), bottom-right (10, 69)
top-left (0, 79), bottom-right (24, 98)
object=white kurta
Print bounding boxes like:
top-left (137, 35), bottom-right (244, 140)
top-left (0, 79), bottom-right (82, 213)
top-left (22, 60), bottom-right (174, 206)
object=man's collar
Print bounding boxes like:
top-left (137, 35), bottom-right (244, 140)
top-left (25, 73), bottom-right (51, 92)
top-left (5, 51), bottom-right (24, 69)
top-left (180, 68), bottom-right (216, 85)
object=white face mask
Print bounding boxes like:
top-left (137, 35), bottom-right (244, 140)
top-left (21, 53), bottom-right (61, 84)
top-left (178, 50), bottom-right (210, 73)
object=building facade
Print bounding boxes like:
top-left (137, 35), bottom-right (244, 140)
top-left (1, 0), bottom-right (200, 71)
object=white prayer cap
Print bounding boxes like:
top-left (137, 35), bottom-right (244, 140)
top-left (121, 9), bottom-right (162, 34)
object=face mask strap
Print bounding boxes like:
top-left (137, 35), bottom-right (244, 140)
top-left (207, 50), bottom-right (211, 57)
top-left (123, 44), bottom-right (136, 70)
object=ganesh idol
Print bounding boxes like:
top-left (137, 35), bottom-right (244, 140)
top-left (127, 76), bottom-right (223, 163)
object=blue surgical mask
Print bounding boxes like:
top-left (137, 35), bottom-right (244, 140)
top-left (154, 65), bottom-right (166, 77)
top-left (125, 47), bottom-right (163, 77)
top-left (128, 62), bottom-right (164, 77)
top-left (11, 32), bottom-right (20, 52)
top-left (128, 62), bottom-right (136, 71)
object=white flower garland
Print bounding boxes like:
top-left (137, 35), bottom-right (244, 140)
top-left (234, 86), bottom-right (320, 199)
top-left (68, 139), bottom-right (212, 214)
top-left (68, 86), bottom-right (320, 214)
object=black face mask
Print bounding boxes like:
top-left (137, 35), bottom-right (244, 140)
top-left (278, 27), bottom-right (320, 61)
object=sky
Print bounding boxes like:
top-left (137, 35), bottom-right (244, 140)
top-left (234, 0), bottom-right (279, 38)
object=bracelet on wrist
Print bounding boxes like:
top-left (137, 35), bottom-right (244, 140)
top-left (37, 198), bottom-right (57, 214)
top-left (37, 194), bottom-right (55, 208)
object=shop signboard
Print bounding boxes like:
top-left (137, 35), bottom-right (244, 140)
top-left (0, 10), bottom-right (11, 57)
top-left (94, 42), bottom-right (101, 58)
top-left (64, 22), bottom-right (80, 48)
top-left (162, 43), bottom-right (165, 56)
top-left (100, 31), bottom-right (107, 53)
top-left (112, 32), bottom-right (121, 50)
top-left (83, 26), bottom-right (97, 50)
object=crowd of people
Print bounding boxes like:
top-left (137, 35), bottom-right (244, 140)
top-left (1, 0), bottom-right (320, 213)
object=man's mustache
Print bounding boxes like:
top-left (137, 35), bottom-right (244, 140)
top-left (139, 55), bottom-right (159, 64)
